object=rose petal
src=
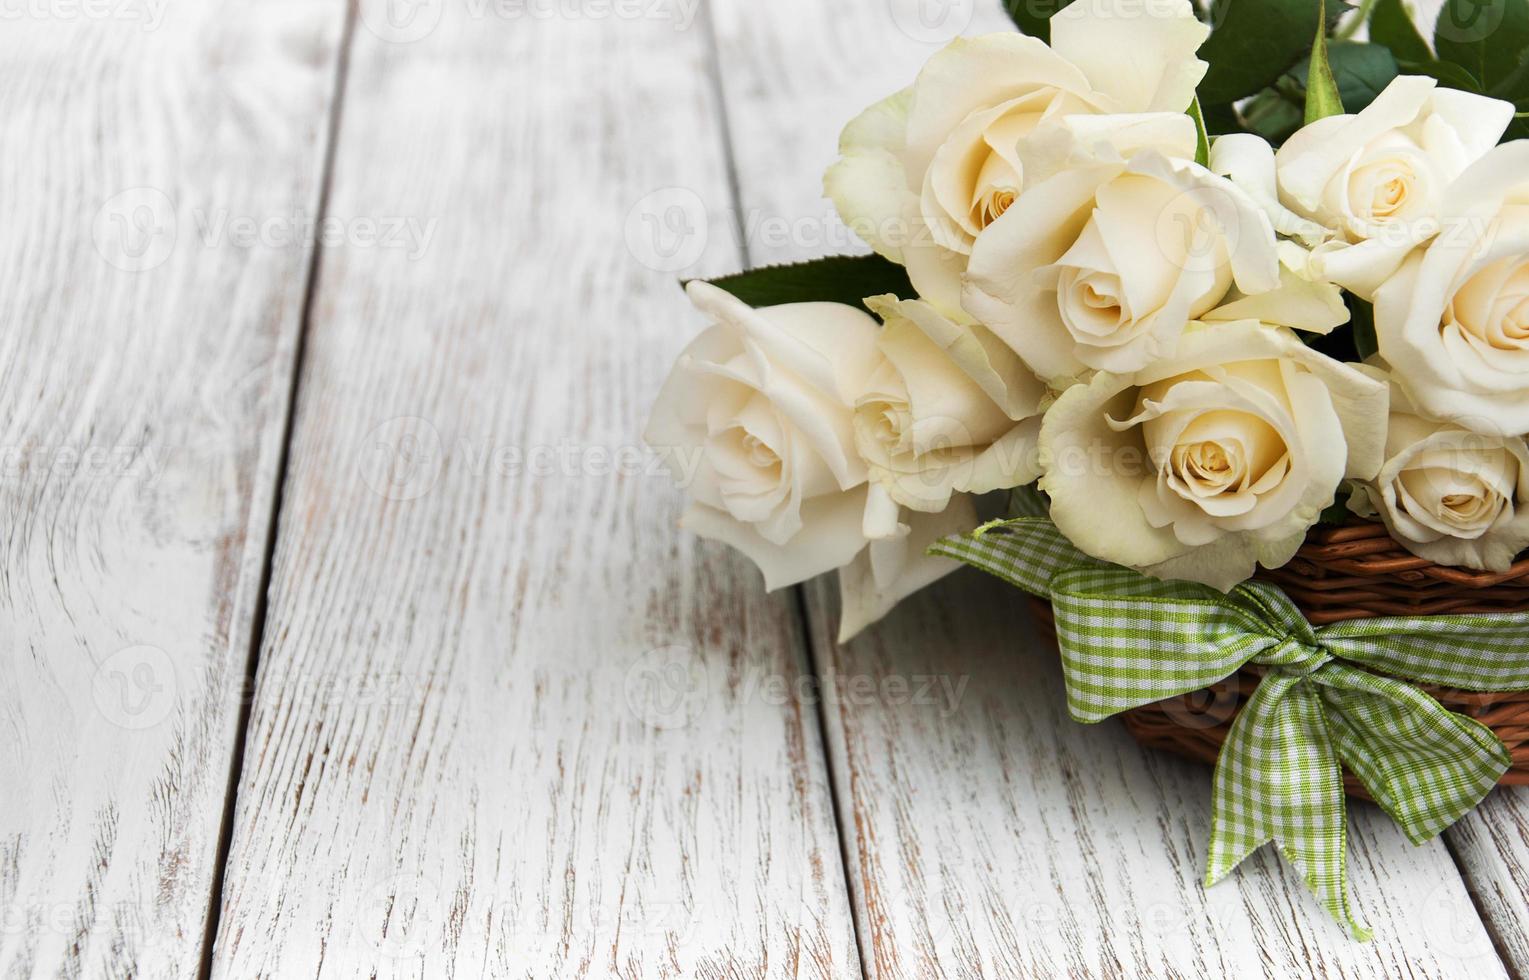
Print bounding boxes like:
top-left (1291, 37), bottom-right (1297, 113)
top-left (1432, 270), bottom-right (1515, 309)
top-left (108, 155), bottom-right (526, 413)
top-left (1048, 0), bottom-right (1210, 114)
top-left (900, 34), bottom-right (1095, 181)
top-left (1203, 244), bottom-right (1350, 334)
top-left (837, 496), bottom-right (977, 642)
top-left (682, 488), bottom-right (870, 592)
top-left (1210, 133), bottom-right (1331, 243)
top-left (826, 87), bottom-right (917, 261)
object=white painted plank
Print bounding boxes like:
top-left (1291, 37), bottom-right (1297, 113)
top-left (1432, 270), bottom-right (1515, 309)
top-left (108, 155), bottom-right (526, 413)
top-left (208, 2), bottom-right (859, 976)
top-left (1444, 789), bottom-right (1529, 971)
top-left (706, 0), bottom-right (1508, 973)
top-left (0, 3), bottom-right (346, 977)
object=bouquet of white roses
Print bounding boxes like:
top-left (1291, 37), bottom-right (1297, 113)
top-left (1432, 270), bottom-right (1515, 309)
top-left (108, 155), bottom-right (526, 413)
top-left (646, 0), bottom-right (1529, 937)
top-left (648, 0), bottom-right (1529, 639)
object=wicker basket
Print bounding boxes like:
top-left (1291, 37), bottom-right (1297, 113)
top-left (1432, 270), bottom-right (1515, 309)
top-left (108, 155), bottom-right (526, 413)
top-left (1027, 520), bottom-right (1529, 798)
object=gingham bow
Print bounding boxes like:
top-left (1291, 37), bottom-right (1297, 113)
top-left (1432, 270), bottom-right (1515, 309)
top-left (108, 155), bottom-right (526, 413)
top-left (934, 517), bottom-right (1529, 940)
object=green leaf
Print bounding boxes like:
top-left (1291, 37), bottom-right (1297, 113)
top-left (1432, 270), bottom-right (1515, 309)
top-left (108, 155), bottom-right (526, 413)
top-left (1188, 97), bottom-right (1212, 166)
top-left (1401, 57), bottom-right (1485, 92)
top-left (1198, 0), bottom-right (1339, 104)
top-left (1319, 499), bottom-right (1354, 525)
top-left (1434, 0), bottom-right (1529, 93)
top-left (1307, 0), bottom-right (1347, 122)
top-left (1243, 88), bottom-right (1306, 143)
top-left (688, 254), bottom-right (915, 309)
top-left (1371, 0), bottom-right (1433, 62)
top-left (1004, 0), bottom-right (1076, 42)
top-left (1436, 0), bottom-right (1529, 140)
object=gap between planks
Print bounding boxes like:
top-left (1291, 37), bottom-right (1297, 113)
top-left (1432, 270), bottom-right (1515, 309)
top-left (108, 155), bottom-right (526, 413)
top-left (695, 2), bottom-right (872, 976)
top-left (194, 5), bottom-right (362, 980)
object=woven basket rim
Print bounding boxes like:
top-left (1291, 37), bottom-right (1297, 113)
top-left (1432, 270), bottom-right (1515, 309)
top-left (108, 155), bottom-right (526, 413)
top-left (1024, 518), bottom-right (1529, 796)
top-left (1256, 518), bottom-right (1529, 623)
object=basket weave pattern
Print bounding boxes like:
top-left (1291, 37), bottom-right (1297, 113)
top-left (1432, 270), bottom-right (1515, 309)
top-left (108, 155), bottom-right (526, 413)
top-left (1028, 521), bottom-right (1529, 798)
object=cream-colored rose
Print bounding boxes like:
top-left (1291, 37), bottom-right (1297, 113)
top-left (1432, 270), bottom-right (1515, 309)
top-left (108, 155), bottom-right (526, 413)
top-left (964, 147), bottom-right (1297, 381)
top-left (645, 282), bottom-right (971, 639)
top-left (854, 295), bottom-right (1046, 532)
top-left (1350, 383), bottom-right (1529, 571)
top-left (1220, 76), bottom-right (1514, 298)
top-left (1374, 142), bottom-right (1529, 435)
top-left (825, 0), bottom-right (1210, 316)
top-left (1039, 320), bottom-right (1387, 589)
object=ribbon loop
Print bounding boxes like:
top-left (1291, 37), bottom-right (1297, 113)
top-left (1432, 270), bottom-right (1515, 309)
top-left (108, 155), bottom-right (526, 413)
top-left (1314, 662), bottom-right (1508, 844)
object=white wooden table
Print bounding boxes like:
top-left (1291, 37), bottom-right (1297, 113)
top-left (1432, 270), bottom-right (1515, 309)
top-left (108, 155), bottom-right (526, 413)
top-left (4, 0), bottom-right (1528, 976)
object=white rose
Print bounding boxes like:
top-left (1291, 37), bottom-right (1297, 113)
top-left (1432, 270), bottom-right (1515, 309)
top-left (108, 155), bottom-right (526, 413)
top-left (964, 147), bottom-right (1298, 381)
top-left (824, 0), bottom-right (1210, 316)
top-left (1373, 141), bottom-right (1529, 435)
top-left (854, 295), bottom-right (1046, 533)
top-left (1219, 76), bottom-right (1514, 298)
top-left (644, 282), bottom-right (970, 640)
top-left (1039, 320), bottom-right (1388, 589)
top-left (1350, 382), bottom-right (1529, 572)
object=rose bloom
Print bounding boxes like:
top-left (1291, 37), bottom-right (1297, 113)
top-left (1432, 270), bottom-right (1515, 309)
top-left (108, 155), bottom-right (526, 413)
top-left (1350, 382), bottom-right (1529, 572)
top-left (644, 282), bottom-right (972, 640)
top-left (1038, 320), bottom-right (1387, 589)
top-left (1216, 76), bottom-right (1514, 298)
top-left (854, 295), bottom-right (1046, 533)
top-left (824, 0), bottom-right (1210, 316)
top-left (963, 135), bottom-right (1316, 382)
top-left (1374, 142), bottom-right (1529, 435)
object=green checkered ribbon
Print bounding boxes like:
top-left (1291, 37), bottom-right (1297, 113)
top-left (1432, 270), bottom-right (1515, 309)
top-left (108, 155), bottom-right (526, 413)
top-left (933, 517), bottom-right (1529, 940)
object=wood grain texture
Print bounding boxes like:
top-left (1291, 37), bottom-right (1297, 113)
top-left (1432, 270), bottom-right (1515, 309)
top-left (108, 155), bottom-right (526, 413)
top-left (1444, 789), bottom-right (1529, 972)
top-left (207, 1), bottom-right (859, 976)
top-left (706, 0), bottom-right (1513, 973)
top-left (0, 3), bottom-right (345, 977)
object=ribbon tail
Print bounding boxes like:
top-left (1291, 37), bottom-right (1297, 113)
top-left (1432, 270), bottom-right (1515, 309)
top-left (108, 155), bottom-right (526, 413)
top-left (1207, 673), bottom-right (1372, 940)
top-left (1318, 663), bottom-right (1510, 844)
